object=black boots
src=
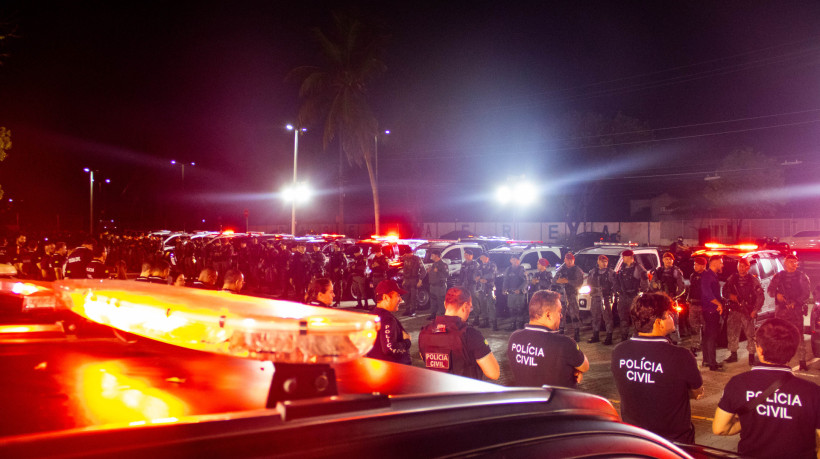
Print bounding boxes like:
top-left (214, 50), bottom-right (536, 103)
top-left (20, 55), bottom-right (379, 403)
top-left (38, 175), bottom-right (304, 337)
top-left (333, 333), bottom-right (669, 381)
top-left (749, 354), bottom-right (755, 366)
top-left (724, 352), bottom-right (738, 363)
top-left (507, 321), bottom-right (517, 332)
top-left (603, 333), bottom-right (613, 345)
top-left (573, 328), bottom-right (580, 342)
top-left (587, 332), bottom-right (600, 343)
top-left (492, 319), bottom-right (498, 331)
top-left (799, 360), bottom-right (808, 371)
top-left (479, 318), bottom-right (490, 328)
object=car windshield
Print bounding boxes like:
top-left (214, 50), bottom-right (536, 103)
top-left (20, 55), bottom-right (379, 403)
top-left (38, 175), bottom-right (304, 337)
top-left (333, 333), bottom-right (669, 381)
top-left (574, 253), bottom-right (610, 272)
top-left (489, 252), bottom-right (519, 271)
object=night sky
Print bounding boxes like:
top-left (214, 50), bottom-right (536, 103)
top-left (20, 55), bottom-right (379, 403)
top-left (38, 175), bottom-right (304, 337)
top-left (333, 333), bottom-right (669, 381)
top-left (1, 1), bottom-right (819, 233)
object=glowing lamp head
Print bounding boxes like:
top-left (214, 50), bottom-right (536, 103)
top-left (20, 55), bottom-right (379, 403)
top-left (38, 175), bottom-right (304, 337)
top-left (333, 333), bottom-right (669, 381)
top-left (496, 186), bottom-right (512, 204)
top-left (282, 183), bottom-right (311, 203)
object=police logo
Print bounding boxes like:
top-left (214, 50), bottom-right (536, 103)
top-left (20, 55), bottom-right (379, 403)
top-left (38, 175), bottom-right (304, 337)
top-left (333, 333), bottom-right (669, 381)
top-left (424, 351), bottom-right (451, 371)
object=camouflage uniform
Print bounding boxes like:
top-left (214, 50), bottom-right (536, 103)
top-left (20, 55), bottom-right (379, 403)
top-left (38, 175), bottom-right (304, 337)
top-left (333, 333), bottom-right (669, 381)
top-left (722, 271), bottom-right (764, 355)
top-left (687, 269), bottom-right (706, 350)
top-left (503, 263), bottom-right (528, 329)
top-left (553, 263), bottom-right (585, 338)
top-left (767, 269), bottom-right (811, 362)
top-left (459, 257), bottom-right (482, 324)
top-left (587, 266), bottom-right (616, 336)
top-left (401, 253), bottom-right (426, 316)
top-left (477, 258), bottom-right (498, 328)
top-left (615, 262), bottom-right (648, 339)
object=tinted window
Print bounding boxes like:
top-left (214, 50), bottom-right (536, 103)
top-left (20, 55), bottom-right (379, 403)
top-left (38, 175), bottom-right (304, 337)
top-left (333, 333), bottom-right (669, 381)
top-left (575, 254), bottom-right (603, 272)
top-left (521, 252), bottom-right (539, 267)
top-left (540, 251), bottom-right (562, 266)
top-left (635, 254), bottom-right (658, 271)
top-left (443, 249), bottom-right (462, 262)
top-left (489, 253), bottom-right (513, 271)
top-left (757, 258), bottom-right (774, 278)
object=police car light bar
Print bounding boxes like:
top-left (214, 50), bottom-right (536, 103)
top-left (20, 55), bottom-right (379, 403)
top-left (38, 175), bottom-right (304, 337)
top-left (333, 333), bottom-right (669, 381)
top-left (593, 242), bottom-right (638, 247)
top-left (704, 242), bottom-right (758, 251)
top-left (47, 280), bottom-right (380, 364)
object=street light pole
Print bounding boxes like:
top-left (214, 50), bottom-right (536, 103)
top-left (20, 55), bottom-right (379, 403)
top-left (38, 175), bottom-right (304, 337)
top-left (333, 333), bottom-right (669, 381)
top-left (286, 124), bottom-right (306, 236)
top-left (171, 160), bottom-right (195, 231)
top-left (84, 168), bottom-right (94, 235)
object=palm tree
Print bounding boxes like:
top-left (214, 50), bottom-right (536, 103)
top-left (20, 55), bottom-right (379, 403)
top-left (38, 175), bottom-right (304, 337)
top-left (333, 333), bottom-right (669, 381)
top-left (290, 11), bottom-right (388, 234)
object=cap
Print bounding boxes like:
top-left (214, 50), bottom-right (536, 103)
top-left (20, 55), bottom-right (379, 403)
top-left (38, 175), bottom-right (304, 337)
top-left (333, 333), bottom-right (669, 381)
top-left (663, 252), bottom-right (675, 260)
top-left (693, 256), bottom-right (707, 265)
top-left (375, 279), bottom-right (407, 297)
top-left (621, 250), bottom-right (634, 257)
top-left (479, 251), bottom-right (489, 258)
top-left (738, 258), bottom-right (751, 266)
top-left (537, 258), bottom-right (549, 267)
top-left (597, 255), bottom-right (609, 262)
top-left (709, 255), bottom-right (723, 263)
top-left (785, 254), bottom-right (798, 261)
top-left (564, 252), bottom-right (575, 260)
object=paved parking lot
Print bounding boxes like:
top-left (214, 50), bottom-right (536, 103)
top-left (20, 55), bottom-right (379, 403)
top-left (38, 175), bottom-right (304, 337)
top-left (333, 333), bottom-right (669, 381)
top-left (376, 306), bottom-right (820, 453)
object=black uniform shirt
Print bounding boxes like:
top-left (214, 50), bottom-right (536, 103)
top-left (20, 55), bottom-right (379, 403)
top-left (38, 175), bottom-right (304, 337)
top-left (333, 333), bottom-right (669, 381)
top-left (366, 307), bottom-right (412, 365)
top-left (64, 247), bottom-right (93, 279)
top-left (85, 260), bottom-right (110, 279)
top-left (507, 324), bottom-right (585, 388)
top-left (718, 364), bottom-right (820, 459)
top-left (611, 336), bottom-right (702, 443)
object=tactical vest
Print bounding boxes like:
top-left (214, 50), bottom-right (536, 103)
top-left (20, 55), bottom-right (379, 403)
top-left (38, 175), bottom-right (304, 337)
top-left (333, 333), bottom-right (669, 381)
top-left (618, 265), bottom-right (642, 295)
top-left (419, 317), bottom-right (473, 377)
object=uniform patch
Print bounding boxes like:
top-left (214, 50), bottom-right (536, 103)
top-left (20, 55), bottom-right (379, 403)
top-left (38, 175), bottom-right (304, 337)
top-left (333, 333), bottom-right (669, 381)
top-left (424, 352), bottom-right (450, 370)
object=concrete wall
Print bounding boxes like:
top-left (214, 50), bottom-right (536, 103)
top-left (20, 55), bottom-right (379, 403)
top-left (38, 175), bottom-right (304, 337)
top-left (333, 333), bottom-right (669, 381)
top-left (250, 218), bottom-right (820, 247)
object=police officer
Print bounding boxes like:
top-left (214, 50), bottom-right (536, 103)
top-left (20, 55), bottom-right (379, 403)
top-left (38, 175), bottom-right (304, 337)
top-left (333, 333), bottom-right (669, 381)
top-left (767, 254), bottom-right (811, 371)
top-left (220, 269), bottom-right (245, 294)
top-left (713, 318), bottom-right (820, 458)
top-left (305, 277), bottom-right (335, 308)
top-left (289, 242), bottom-right (312, 302)
top-left (503, 254), bottom-right (529, 331)
top-left (687, 256), bottom-right (707, 356)
top-left (418, 286), bottom-right (499, 380)
top-left (349, 247), bottom-right (368, 308)
top-left (366, 279), bottom-right (412, 365)
top-left (554, 252), bottom-right (585, 342)
top-left (85, 245), bottom-right (111, 279)
top-left (368, 246), bottom-right (389, 305)
top-left (148, 260), bottom-right (171, 284)
top-left (530, 258), bottom-right (552, 297)
top-left (326, 243), bottom-right (347, 307)
top-left (650, 252), bottom-right (686, 343)
top-left (476, 252), bottom-right (498, 330)
top-left (190, 267), bottom-right (218, 289)
top-left (458, 249), bottom-right (481, 325)
top-left (400, 250), bottom-right (426, 317)
top-left (587, 254), bottom-right (616, 345)
top-left (507, 290), bottom-right (589, 388)
top-left (426, 249), bottom-right (448, 320)
top-left (64, 238), bottom-right (96, 279)
top-left (611, 292), bottom-right (704, 444)
top-left (615, 249), bottom-right (648, 341)
top-left (308, 243), bottom-right (326, 282)
top-left (701, 255), bottom-right (725, 371)
top-left (722, 258), bottom-right (764, 366)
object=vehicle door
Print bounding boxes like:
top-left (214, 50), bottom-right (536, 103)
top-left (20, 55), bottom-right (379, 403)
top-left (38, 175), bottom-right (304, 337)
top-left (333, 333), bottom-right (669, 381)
top-left (753, 255), bottom-right (778, 317)
top-left (442, 247), bottom-right (463, 276)
top-left (521, 251), bottom-right (540, 279)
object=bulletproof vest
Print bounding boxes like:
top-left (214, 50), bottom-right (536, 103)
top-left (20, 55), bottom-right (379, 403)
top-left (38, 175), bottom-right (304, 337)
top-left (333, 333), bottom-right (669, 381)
top-left (419, 317), bottom-right (472, 377)
top-left (777, 271), bottom-right (806, 304)
top-left (350, 257), bottom-right (366, 275)
top-left (653, 267), bottom-right (678, 296)
top-left (370, 255), bottom-right (388, 277)
top-left (461, 260), bottom-right (479, 287)
top-left (328, 252), bottom-right (345, 272)
top-left (591, 268), bottom-right (613, 295)
top-left (688, 271), bottom-right (703, 302)
top-left (618, 264), bottom-right (641, 294)
top-left (533, 270), bottom-right (552, 291)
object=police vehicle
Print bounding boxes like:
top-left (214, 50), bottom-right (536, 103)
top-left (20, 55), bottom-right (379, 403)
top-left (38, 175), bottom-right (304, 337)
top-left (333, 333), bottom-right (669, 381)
top-left (488, 241), bottom-right (566, 314)
top-left (0, 279), bottom-right (734, 458)
top-left (412, 240), bottom-right (486, 308)
top-left (574, 243), bottom-right (661, 315)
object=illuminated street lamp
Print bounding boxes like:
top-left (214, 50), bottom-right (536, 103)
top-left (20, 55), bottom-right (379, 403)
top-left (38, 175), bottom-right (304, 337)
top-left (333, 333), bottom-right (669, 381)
top-left (170, 160), bottom-right (195, 181)
top-left (83, 168), bottom-right (111, 235)
top-left (496, 177), bottom-right (537, 239)
top-left (286, 124), bottom-right (307, 235)
top-left (281, 182), bottom-right (311, 235)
